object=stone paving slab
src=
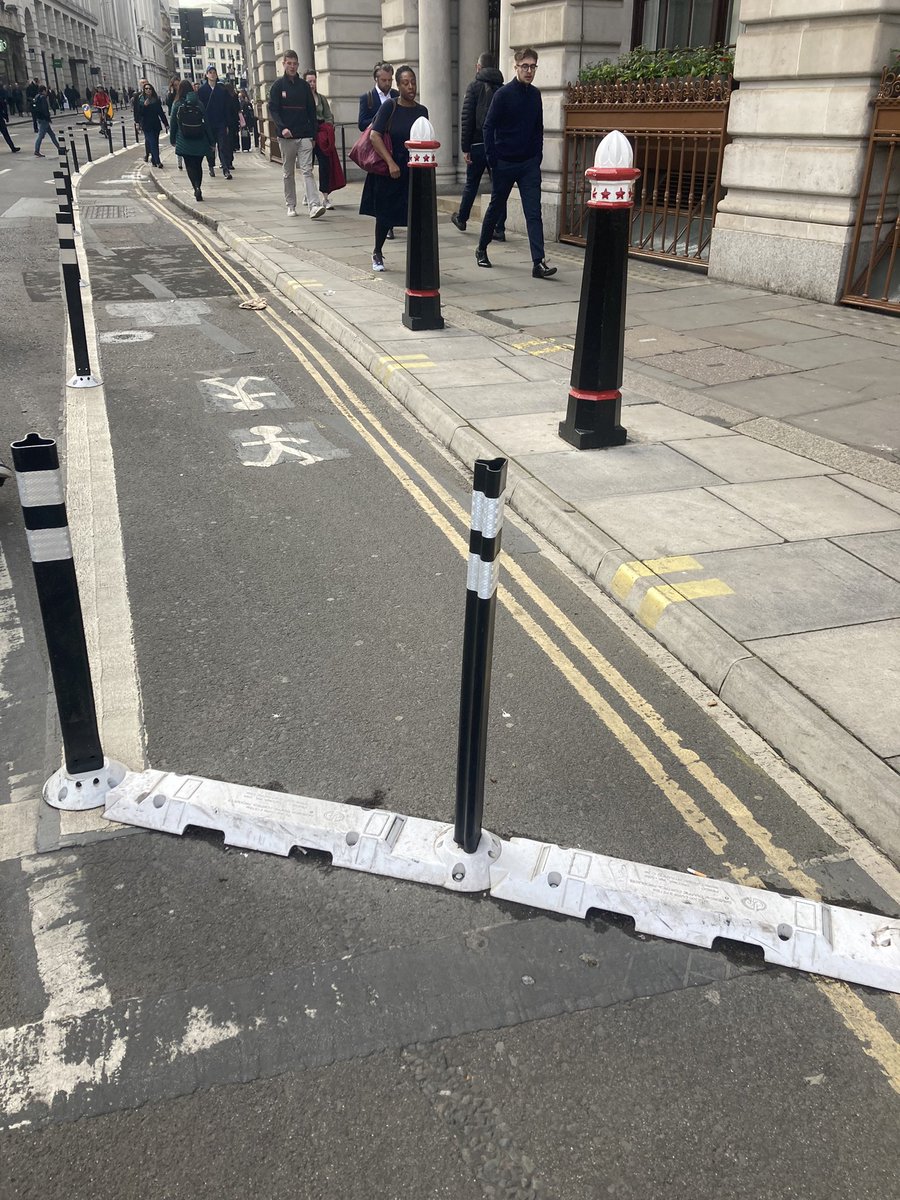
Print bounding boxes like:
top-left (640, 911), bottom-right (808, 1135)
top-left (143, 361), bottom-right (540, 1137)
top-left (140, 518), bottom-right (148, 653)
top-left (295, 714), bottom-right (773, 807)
top-left (690, 319), bottom-right (838, 350)
top-left (833, 530), bottom-right (900, 582)
top-left (706, 476), bottom-right (900, 541)
top-left (835, 475), bottom-right (900, 513)
top-left (752, 334), bottom-right (900, 371)
top-left (522, 443), bottom-right (724, 502)
top-left (621, 403), bottom-right (734, 443)
top-left (787, 397), bottom-right (900, 458)
top-left (748, 621), bottom-right (900, 758)
top-left (643, 346), bottom-right (794, 385)
top-left (430, 382), bottom-right (567, 419)
top-left (577, 487), bottom-right (783, 559)
top-left (470, 411), bottom-right (566, 456)
top-left (681, 541), bottom-right (900, 640)
top-left (703, 375), bottom-right (862, 419)
top-left (624, 326), bottom-right (713, 358)
top-left (667, 435), bottom-right (832, 483)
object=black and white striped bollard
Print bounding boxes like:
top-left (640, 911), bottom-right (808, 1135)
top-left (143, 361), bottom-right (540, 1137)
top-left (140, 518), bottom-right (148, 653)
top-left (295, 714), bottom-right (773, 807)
top-left (403, 116), bottom-right (444, 331)
top-left (11, 433), bottom-right (126, 809)
top-left (67, 126), bottom-right (80, 174)
top-left (57, 143), bottom-right (74, 210)
top-left (558, 131), bottom-right (640, 449)
top-left (455, 456), bottom-right (507, 854)
top-left (57, 211), bottom-right (100, 387)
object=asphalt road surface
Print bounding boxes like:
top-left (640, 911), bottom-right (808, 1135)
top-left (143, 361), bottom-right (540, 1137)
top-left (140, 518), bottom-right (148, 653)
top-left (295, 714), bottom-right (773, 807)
top-left (1, 145), bottom-right (899, 1200)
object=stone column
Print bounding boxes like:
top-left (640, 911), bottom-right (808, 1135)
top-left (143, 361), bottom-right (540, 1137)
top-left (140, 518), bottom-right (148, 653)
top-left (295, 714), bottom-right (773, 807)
top-left (311, 0), bottom-right (382, 130)
top-left (709, 0), bottom-right (900, 304)
top-left (418, 0), bottom-right (453, 182)
top-left (288, 0), bottom-right (314, 69)
top-left (457, 0), bottom-right (487, 123)
top-left (499, 0), bottom-right (512, 77)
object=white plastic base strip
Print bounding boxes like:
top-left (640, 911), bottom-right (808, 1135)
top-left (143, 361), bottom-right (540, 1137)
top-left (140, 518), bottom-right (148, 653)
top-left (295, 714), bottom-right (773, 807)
top-left (97, 768), bottom-right (900, 993)
top-left (103, 770), bottom-right (501, 892)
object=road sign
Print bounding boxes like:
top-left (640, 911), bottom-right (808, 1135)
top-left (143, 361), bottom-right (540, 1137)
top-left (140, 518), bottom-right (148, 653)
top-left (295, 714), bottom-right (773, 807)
top-left (52, 57), bottom-right (63, 68)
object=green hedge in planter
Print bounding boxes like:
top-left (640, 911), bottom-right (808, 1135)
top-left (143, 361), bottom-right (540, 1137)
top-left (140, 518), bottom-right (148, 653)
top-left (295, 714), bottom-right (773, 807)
top-left (578, 45), bottom-right (735, 84)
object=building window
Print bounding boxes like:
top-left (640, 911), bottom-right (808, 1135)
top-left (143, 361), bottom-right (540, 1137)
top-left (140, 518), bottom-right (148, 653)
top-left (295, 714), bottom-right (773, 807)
top-left (632, 0), bottom-right (736, 49)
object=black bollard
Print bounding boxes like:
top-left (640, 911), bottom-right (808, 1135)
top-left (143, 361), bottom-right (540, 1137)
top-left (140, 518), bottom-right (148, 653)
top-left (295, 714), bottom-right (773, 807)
top-left (57, 211), bottom-right (100, 387)
top-left (558, 130), bottom-right (640, 449)
top-left (83, 129), bottom-right (93, 163)
top-left (121, 117), bottom-right (127, 148)
top-left (57, 144), bottom-right (74, 211)
top-left (68, 127), bottom-right (80, 173)
top-left (11, 434), bottom-right (104, 777)
top-left (403, 117), bottom-right (444, 331)
top-left (454, 456), bottom-right (507, 854)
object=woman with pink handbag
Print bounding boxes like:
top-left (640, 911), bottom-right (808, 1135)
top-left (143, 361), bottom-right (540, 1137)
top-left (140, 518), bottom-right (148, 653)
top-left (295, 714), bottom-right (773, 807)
top-left (357, 65), bottom-right (428, 273)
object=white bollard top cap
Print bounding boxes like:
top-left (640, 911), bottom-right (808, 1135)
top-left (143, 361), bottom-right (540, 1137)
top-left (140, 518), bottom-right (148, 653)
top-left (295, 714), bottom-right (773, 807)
top-left (410, 116), bottom-right (436, 142)
top-left (595, 130), bottom-right (633, 169)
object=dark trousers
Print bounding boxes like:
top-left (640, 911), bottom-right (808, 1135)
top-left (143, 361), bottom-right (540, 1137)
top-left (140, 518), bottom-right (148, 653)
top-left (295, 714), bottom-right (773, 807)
top-left (210, 125), bottom-right (232, 171)
top-left (0, 118), bottom-right (15, 150)
top-left (479, 154), bottom-right (545, 263)
top-left (458, 143), bottom-right (503, 232)
top-left (144, 126), bottom-right (161, 165)
top-left (183, 154), bottom-right (205, 192)
top-left (313, 142), bottom-right (330, 195)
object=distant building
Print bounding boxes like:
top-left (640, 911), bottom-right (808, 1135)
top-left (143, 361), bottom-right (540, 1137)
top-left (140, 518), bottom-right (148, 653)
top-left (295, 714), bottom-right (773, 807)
top-left (170, 3), bottom-right (244, 84)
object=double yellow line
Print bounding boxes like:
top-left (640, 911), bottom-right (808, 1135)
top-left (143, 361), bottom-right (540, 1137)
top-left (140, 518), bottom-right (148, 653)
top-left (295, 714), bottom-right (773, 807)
top-left (139, 188), bottom-right (900, 1093)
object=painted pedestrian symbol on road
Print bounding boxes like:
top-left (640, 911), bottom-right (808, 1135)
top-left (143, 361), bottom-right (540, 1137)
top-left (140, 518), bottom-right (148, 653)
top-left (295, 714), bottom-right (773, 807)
top-left (198, 375), bottom-right (290, 412)
top-left (231, 422), bottom-right (350, 468)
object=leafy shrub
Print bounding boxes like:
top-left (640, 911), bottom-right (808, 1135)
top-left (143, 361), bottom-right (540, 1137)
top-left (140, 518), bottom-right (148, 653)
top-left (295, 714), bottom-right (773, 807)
top-left (579, 44), bottom-right (735, 84)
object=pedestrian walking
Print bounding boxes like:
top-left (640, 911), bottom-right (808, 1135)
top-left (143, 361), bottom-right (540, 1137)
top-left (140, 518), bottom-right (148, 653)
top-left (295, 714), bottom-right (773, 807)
top-left (452, 52), bottom-right (505, 239)
top-left (359, 64), bottom-right (428, 273)
top-left (26, 79), bottom-right (39, 131)
top-left (358, 62), bottom-right (399, 240)
top-left (305, 70), bottom-right (341, 208)
top-left (166, 78), bottom-right (184, 169)
top-left (137, 82), bottom-right (168, 168)
top-left (169, 79), bottom-right (214, 203)
top-left (223, 81), bottom-right (240, 166)
top-left (0, 93), bottom-right (21, 153)
top-left (32, 86), bottom-right (60, 157)
top-left (12, 84), bottom-right (24, 117)
top-left (475, 47), bottom-right (556, 279)
top-left (268, 50), bottom-right (324, 219)
top-left (198, 66), bottom-right (234, 180)
top-left (238, 88), bottom-right (258, 150)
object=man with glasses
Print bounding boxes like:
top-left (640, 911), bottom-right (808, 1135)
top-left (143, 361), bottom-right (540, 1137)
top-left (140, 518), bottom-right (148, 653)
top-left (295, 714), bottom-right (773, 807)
top-left (476, 47), bottom-right (557, 279)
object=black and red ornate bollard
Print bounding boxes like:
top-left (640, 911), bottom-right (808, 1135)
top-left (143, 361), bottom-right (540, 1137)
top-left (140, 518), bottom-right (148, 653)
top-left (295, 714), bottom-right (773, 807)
top-left (559, 131), bottom-right (641, 449)
top-left (403, 116), bottom-right (444, 331)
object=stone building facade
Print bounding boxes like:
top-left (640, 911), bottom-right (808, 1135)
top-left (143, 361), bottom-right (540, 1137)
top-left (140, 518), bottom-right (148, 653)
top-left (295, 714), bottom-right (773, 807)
top-left (237, 0), bottom-right (900, 306)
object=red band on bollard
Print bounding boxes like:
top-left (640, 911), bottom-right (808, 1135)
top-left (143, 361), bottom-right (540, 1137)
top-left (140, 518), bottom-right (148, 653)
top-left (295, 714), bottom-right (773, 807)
top-left (568, 387), bottom-right (622, 403)
top-left (406, 288), bottom-right (440, 298)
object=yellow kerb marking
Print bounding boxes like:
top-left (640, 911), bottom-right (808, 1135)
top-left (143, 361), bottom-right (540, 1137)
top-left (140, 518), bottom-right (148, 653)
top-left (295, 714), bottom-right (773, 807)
top-left (674, 578), bottom-right (734, 601)
top-left (638, 584), bottom-right (685, 629)
top-left (643, 555), bottom-right (702, 575)
top-left (611, 560), bottom-right (654, 601)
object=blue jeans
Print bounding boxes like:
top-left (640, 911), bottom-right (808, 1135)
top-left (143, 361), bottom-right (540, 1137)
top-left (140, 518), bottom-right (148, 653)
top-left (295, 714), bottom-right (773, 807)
top-left (479, 154), bottom-right (545, 263)
top-left (458, 143), bottom-right (504, 232)
top-left (34, 120), bottom-right (60, 154)
top-left (144, 126), bottom-right (161, 164)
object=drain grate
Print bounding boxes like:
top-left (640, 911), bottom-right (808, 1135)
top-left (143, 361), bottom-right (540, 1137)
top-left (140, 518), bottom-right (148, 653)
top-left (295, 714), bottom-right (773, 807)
top-left (82, 204), bottom-right (135, 220)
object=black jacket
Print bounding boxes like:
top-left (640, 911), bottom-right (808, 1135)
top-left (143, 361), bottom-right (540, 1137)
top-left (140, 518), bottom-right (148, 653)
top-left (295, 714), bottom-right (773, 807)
top-left (32, 94), bottom-right (51, 122)
top-left (138, 98), bottom-right (168, 133)
top-left (357, 86), bottom-right (398, 131)
top-left (460, 67), bottom-right (503, 153)
top-left (268, 74), bottom-right (316, 139)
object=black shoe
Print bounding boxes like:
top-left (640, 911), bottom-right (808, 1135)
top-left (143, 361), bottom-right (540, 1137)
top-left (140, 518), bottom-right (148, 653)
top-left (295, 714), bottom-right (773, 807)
top-left (532, 259), bottom-right (557, 279)
top-left (451, 212), bottom-right (466, 232)
top-left (224, 170), bottom-right (233, 180)
top-left (385, 227), bottom-right (395, 240)
top-left (144, 153), bottom-right (149, 162)
top-left (494, 231), bottom-right (506, 242)
top-left (10, 146), bottom-right (20, 153)
top-left (209, 166), bottom-right (215, 177)
top-left (194, 187), bottom-right (203, 201)
top-left (475, 247), bottom-right (491, 268)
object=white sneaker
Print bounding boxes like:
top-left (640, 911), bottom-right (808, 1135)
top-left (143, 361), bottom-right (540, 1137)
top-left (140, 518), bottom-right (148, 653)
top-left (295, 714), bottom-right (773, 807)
top-left (372, 252), bottom-right (385, 272)
top-left (309, 204), bottom-right (326, 219)
top-left (286, 206), bottom-right (297, 217)
top-left (323, 196), bottom-right (334, 210)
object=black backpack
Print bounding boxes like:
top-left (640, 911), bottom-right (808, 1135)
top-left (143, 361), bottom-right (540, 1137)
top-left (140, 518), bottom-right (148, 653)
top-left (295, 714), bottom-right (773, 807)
top-left (178, 101), bottom-right (204, 136)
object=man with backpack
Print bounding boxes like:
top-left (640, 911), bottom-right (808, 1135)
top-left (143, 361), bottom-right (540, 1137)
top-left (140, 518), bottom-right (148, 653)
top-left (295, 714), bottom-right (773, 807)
top-left (451, 53), bottom-right (505, 240)
top-left (32, 86), bottom-right (60, 157)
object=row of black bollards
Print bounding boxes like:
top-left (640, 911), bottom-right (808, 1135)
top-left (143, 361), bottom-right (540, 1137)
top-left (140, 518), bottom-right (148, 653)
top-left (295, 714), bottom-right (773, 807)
top-left (54, 141), bottom-right (100, 387)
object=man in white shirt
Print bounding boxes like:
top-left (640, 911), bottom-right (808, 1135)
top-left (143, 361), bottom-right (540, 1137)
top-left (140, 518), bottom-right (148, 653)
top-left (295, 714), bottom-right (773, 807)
top-left (357, 62), bottom-right (398, 131)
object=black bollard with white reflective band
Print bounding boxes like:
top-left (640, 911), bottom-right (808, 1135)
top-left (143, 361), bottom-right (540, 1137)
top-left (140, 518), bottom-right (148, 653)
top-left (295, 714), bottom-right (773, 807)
top-left (57, 143), bottom-right (74, 210)
top-left (67, 126), bottom-right (80, 174)
top-left (558, 131), bottom-right (640, 450)
top-left (403, 116), bottom-right (444, 331)
top-left (455, 456), bottom-right (507, 853)
top-left (57, 211), bottom-right (100, 387)
top-left (83, 128), bottom-right (93, 163)
top-left (11, 434), bottom-right (126, 808)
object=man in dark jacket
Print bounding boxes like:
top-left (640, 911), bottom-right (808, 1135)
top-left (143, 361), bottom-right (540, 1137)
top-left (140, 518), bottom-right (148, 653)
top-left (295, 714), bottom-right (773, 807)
top-left (268, 49), bottom-right (323, 218)
top-left (357, 62), bottom-right (398, 132)
top-left (32, 87), bottom-right (60, 157)
top-left (198, 66), bottom-right (234, 179)
top-left (0, 92), bottom-right (20, 153)
top-left (476, 47), bottom-right (556, 279)
top-left (451, 53), bottom-right (504, 239)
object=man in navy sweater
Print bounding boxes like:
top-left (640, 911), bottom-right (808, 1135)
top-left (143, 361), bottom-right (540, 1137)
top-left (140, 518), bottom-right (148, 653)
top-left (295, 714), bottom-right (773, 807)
top-left (476, 47), bottom-right (556, 279)
top-left (198, 66), bottom-right (233, 179)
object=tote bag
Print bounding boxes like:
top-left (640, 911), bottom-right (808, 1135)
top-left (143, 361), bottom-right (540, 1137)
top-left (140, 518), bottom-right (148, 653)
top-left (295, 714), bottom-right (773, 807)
top-left (348, 102), bottom-right (396, 174)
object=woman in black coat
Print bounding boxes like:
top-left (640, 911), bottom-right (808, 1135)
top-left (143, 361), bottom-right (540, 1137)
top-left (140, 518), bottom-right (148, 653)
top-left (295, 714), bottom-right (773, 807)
top-left (238, 88), bottom-right (258, 150)
top-left (137, 83), bottom-right (169, 169)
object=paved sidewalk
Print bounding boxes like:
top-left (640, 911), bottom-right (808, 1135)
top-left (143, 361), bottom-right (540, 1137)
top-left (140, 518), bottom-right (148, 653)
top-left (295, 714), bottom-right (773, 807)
top-left (134, 150), bottom-right (900, 862)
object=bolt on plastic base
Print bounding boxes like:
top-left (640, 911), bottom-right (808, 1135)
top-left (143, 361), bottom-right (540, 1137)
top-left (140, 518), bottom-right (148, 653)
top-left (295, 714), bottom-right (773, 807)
top-left (44, 757), bottom-right (128, 810)
top-left (67, 373), bottom-right (102, 388)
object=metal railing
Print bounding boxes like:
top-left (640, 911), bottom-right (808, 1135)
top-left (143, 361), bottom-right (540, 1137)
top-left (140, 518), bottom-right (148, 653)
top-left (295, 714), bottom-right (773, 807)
top-left (842, 66), bottom-right (900, 314)
top-left (561, 77), bottom-right (731, 269)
